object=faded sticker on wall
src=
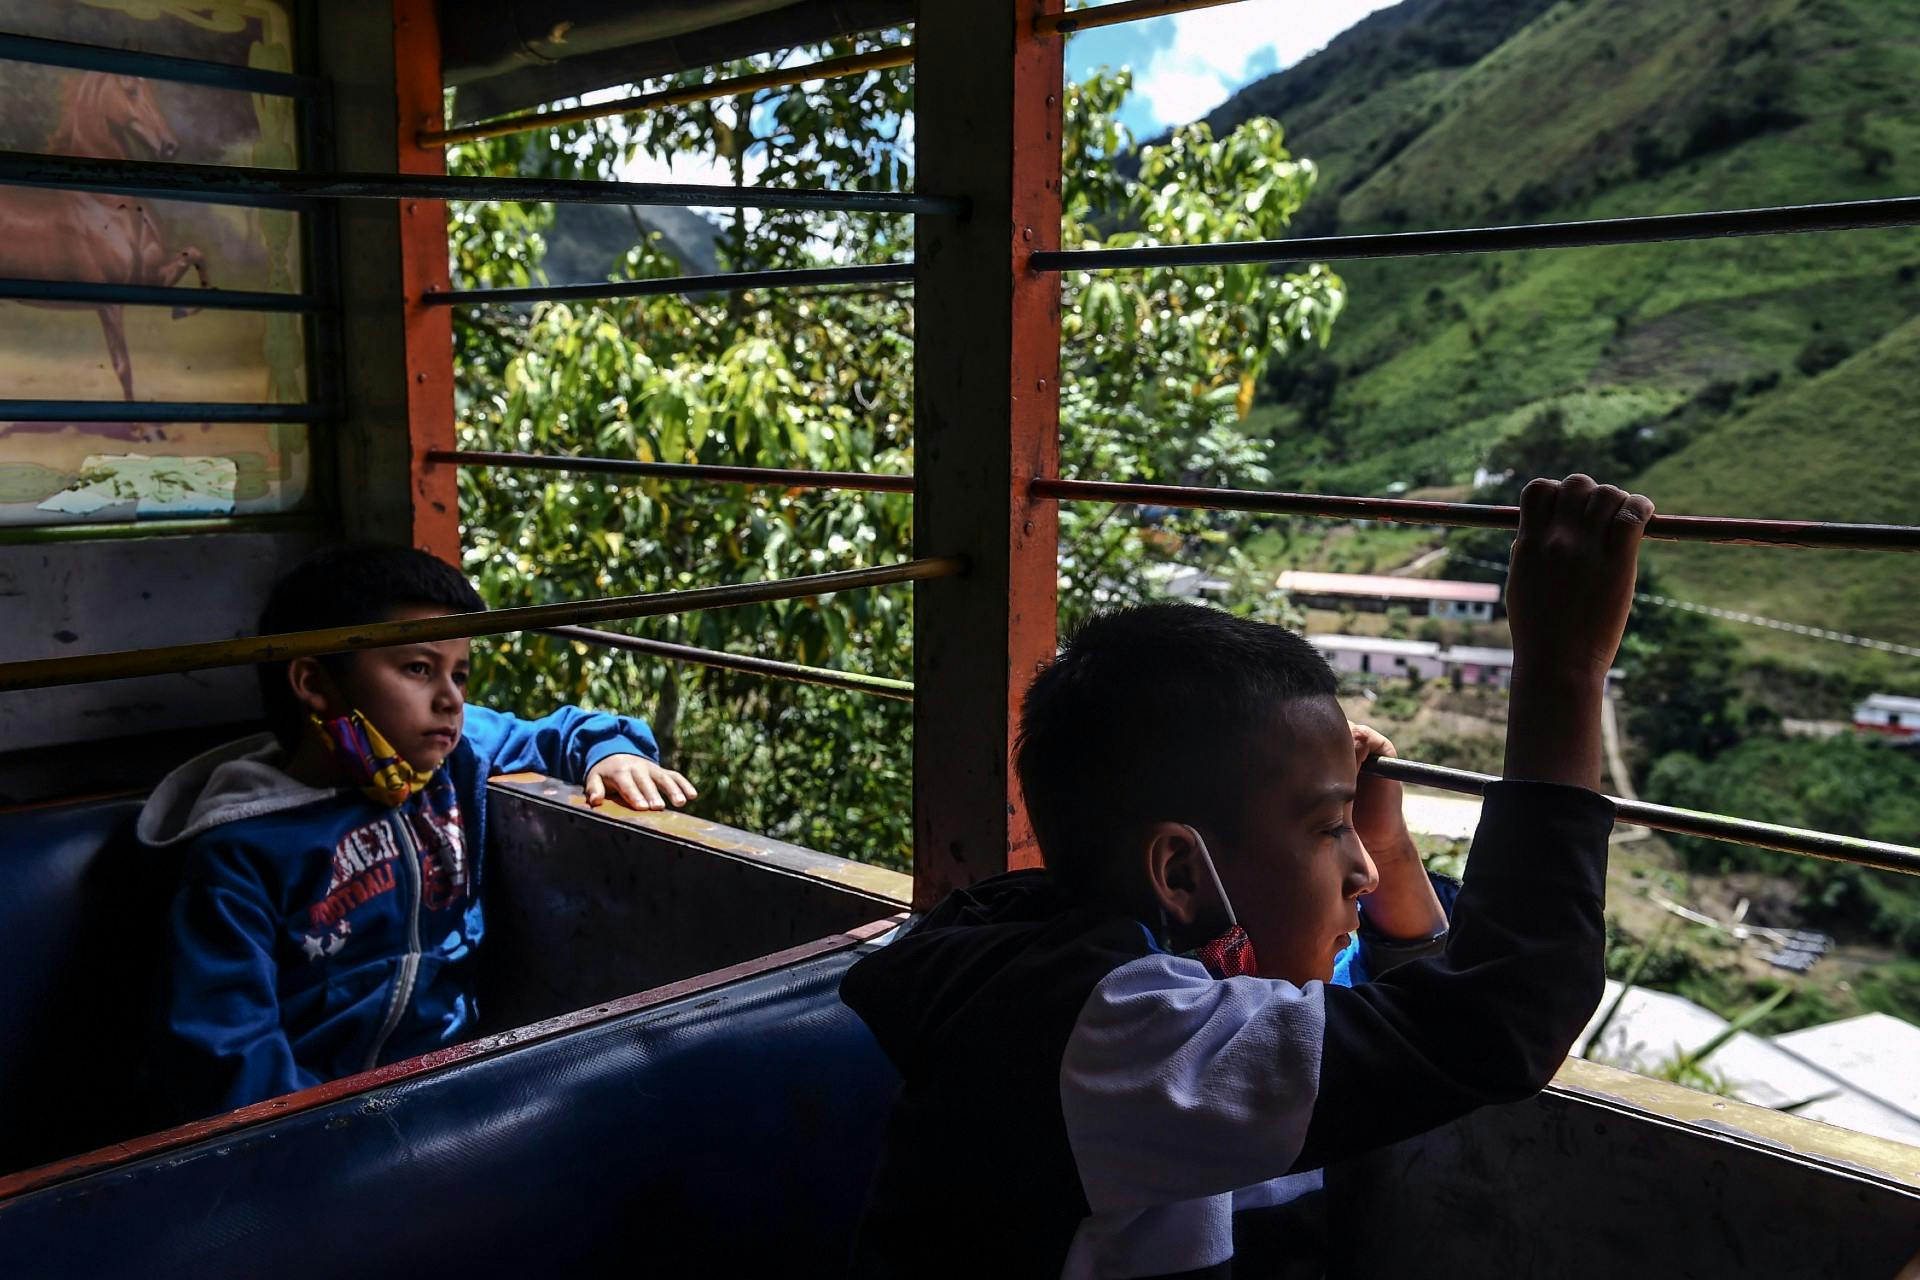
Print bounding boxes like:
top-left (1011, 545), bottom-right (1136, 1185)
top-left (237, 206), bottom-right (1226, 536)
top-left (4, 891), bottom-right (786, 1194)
top-left (0, 1), bottom-right (311, 528)
top-left (37, 453), bottom-right (237, 517)
top-left (0, 420), bottom-right (308, 526)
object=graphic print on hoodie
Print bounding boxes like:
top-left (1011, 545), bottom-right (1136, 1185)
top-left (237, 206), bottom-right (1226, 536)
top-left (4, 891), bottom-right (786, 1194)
top-left (839, 781), bottom-right (1615, 1280)
top-left (138, 703), bottom-right (657, 1118)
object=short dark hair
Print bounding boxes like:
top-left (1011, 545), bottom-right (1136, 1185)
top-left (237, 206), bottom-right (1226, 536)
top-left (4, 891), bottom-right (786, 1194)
top-left (1014, 603), bottom-right (1338, 896)
top-left (256, 544), bottom-right (485, 747)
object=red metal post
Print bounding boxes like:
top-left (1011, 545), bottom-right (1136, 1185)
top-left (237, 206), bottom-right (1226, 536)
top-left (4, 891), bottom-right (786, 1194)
top-left (912, 0), bottom-right (1064, 907)
top-left (393, 0), bottom-right (457, 560)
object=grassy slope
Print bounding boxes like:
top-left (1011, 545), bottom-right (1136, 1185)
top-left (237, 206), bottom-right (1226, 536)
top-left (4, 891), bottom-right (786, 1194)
top-left (1636, 316), bottom-right (1920, 671)
top-left (1209, 0), bottom-right (1920, 672)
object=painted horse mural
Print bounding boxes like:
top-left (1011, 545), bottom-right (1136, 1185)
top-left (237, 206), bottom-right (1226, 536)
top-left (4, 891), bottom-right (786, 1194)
top-left (0, 71), bottom-right (213, 401)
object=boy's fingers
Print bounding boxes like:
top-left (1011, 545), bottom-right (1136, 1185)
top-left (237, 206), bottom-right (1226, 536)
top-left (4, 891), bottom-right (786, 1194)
top-left (636, 771), bottom-right (666, 811)
top-left (1517, 476), bottom-right (1559, 532)
top-left (585, 773), bottom-right (606, 806)
top-left (1349, 722), bottom-right (1394, 761)
top-left (1610, 493), bottom-right (1656, 548)
top-left (1556, 473), bottom-right (1597, 521)
top-left (672, 771), bottom-right (699, 799)
top-left (1583, 483), bottom-right (1632, 537)
top-left (656, 770), bottom-right (688, 806)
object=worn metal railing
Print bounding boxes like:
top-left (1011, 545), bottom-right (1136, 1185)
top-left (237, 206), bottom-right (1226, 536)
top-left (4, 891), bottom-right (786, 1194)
top-left (0, 401), bottom-right (329, 424)
top-left (546, 625), bottom-right (914, 701)
top-left (432, 450), bottom-right (914, 494)
top-left (1033, 478), bottom-right (1920, 553)
top-left (426, 262), bottom-right (914, 309)
top-left (1368, 758), bottom-right (1920, 878)
top-left (0, 31), bottom-right (322, 97)
top-left (422, 45), bottom-right (916, 149)
top-left (1030, 198), bottom-right (1920, 273)
top-left (1034, 0), bottom-right (1245, 37)
top-left (0, 150), bottom-right (964, 215)
top-left (0, 559), bottom-right (962, 693)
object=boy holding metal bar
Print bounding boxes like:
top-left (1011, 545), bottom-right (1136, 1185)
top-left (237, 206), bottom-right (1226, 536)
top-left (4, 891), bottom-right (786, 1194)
top-left (841, 474), bottom-right (1651, 1278)
top-left (138, 545), bottom-right (695, 1119)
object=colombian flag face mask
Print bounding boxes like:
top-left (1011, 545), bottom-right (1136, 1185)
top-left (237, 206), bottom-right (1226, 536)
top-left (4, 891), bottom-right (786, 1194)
top-left (311, 709), bottom-right (439, 807)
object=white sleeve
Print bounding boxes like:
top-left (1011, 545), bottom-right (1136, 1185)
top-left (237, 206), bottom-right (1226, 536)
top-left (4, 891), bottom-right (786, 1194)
top-left (1059, 951), bottom-right (1327, 1212)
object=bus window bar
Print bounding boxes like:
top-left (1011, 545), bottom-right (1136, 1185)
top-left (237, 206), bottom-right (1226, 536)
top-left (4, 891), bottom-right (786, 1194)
top-left (0, 277), bottom-right (321, 313)
top-left (0, 401), bottom-right (327, 424)
top-left (0, 557), bottom-right (964, 693)
top-left (1033, 477), bottom-right (1920, 553)
top-left (425, 262), bottom-right (913, 309)
top-left (0, 512), bottom-right (324, 548)
top-left (1368, 757), bottom-right (1920, 879)
top-left (0, 150), bottom-right (966, 217)
top-left (1034, 0), bottom-right (1247, 37)
top-left (421, 45), bottom-right (917, 149)
top-left (432, 450), bottom-right (913, 494)
top-left (0, 32), bottom-right (324, 98)
top-left (546, 625), bottom-right (914, 702)
top-left (1028, 196), bottom-right (1920, 274)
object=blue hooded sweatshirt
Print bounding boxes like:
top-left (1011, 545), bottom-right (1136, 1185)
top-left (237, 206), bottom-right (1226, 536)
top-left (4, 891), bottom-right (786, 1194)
top-left (136, 704), bottom-right (657, 1118)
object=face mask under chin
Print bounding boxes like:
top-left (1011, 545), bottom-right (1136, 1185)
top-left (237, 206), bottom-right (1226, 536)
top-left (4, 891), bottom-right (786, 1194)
top-left (311, 709), bottom-right (440, 807)
top-left (1171, 824), bottom-right (1263, 980)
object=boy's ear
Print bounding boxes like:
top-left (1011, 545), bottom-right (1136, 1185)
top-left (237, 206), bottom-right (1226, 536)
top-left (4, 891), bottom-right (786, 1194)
top-left (1144, 822), bottom-right (1207, 935)
top-left (286, 656), bottom-right (346, 720)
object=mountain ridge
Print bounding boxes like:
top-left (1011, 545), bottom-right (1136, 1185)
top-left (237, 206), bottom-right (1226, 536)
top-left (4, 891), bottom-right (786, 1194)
top-left (1187, 0), bottom-right (1920, 673)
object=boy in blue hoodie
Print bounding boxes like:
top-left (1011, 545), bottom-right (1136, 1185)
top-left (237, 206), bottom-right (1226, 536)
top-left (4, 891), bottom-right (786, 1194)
top-left (840, 475), bottom-right (1653, 1278)
top-left (138, 545), bottom-right (697, 1119)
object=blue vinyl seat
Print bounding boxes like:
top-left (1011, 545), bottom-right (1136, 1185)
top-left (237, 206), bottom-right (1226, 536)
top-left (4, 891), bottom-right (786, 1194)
top-left (0, 942), bottom-right (901, 1278)
top-left (0, 795), bottom-right (169, 1173)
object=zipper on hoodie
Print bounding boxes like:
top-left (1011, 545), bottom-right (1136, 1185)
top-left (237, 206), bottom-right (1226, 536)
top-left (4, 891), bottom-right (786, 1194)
top-left (364, 810), bottom-right (425, 1071)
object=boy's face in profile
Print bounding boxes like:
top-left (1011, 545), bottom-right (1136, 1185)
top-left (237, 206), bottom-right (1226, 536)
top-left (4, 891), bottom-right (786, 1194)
top-left (330, 605), bottom-right (471, 772)
top-left (1213, 695), bottom-right (1380, 985)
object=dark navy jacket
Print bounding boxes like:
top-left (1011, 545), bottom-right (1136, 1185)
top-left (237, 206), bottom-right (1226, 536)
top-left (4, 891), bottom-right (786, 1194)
top-left (138, 705), bottom-right (657, 1118)
top-left (840, 781), bottom-right (1613, 1279)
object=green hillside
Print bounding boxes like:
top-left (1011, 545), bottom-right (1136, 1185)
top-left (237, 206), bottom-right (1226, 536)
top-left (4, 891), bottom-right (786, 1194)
top-left (1635, 316), bottom-right (1920, 673)
top-left (1204, 0), bottom-right (1920, 671)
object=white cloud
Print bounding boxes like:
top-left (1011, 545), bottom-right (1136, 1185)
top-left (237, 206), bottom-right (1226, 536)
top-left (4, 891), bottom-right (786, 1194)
top-left (1130, 0), bottom-right (1400, 129)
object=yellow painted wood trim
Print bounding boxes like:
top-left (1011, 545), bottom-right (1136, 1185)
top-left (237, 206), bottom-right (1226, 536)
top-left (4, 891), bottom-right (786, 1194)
top-left (1552, 1056), bottom-right (1920, 1190)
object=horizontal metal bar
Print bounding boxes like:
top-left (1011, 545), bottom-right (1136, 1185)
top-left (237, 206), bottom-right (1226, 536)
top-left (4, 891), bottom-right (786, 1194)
top-left (0, 558), bottom-right (963, 693)
top-left (427, 262), bottom-right (913, 308)
top-left (0, 150), bottom-right (964, 216)
top-left (433, 449), bottom-right (914, 494)
top-left (1033, 477), bottom-right (1920, 552)
top-left (1367, 757), bottom-right (1920, 878)
top-left (1035, 0), bottom-right (1245, 37)
top-left (0, 32), bottom-right (323, 98)
top-left (546, 624), bottom-right (914, 701)
top-left (422, 44), bottom-right (916, 148)
top-left (0, 512), bottom-right (322, 548)
top-left (0, 276), bottom-right (319, 312)
top-left (0, 400), bottom-right (326, 424)
top-left (1030, 197), bottom-right (1920, 273)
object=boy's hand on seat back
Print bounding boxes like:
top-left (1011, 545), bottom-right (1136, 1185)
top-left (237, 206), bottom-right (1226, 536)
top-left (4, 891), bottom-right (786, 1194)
top-left (1503, 474), bottom-right (1653, 792)
top-left (585, 754), bottom-right (698, 811)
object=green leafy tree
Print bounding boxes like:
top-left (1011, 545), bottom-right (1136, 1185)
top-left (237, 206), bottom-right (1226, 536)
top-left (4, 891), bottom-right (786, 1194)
top-left (448, 38), bottom-right (917, 863)
top-left (1645, 735), bottom-right (1920, 949)
top-left (448, 56), bottom-right (1342, 866)
top-left (1057, 71), bottom-right (1343, 626)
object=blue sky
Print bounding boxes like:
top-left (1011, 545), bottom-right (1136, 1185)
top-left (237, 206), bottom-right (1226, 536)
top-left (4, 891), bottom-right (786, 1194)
top-left (1066, 1), bottom-right (1401, 136)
